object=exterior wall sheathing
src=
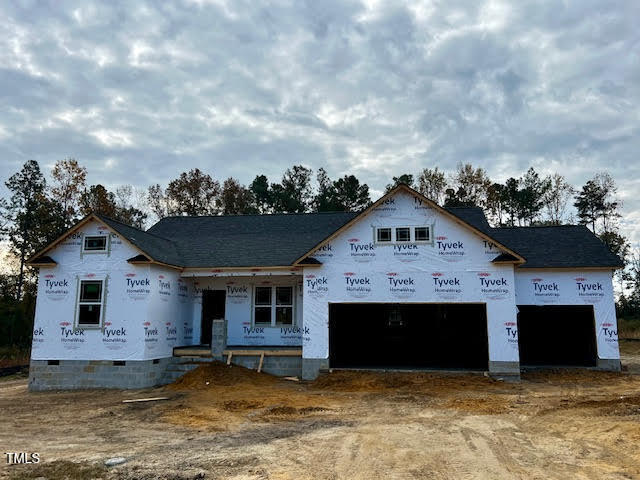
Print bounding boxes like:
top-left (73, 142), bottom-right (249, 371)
top-left (27, 200), bottom-right (622, 390)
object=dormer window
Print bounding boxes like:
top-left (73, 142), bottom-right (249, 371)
top-left (395, 227), bottom-right (410, 242)
top-left (415, 226), bottom-right (430, 242)
top-left (374, 226), bottom-right (433, 245)
top-left (376, 228), bottom-right (392, 242)
top-left (83, 235), bottom-right (108, 252)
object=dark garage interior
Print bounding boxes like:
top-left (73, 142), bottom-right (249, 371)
top-left (329, 303), bottom-right (489, 370)
top-left (517, 305), bottom-right (597, 367)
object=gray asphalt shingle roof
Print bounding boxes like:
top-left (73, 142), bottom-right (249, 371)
top-left (96, 214), bottom-right (184, 266)
top-left (145, 212), bottom-right (358, 268)
top-left (445, 207), bottom-right (623, 269)
top-left (490, 225), bottom-right (624, 269)
top-left (98, 207), bottom-right (622, 270)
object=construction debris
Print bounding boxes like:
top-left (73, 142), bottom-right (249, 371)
top-left (122, 396), bottom-right (169, 403)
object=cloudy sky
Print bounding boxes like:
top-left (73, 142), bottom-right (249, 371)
top-left (0, 0), bottom-right (638, 243)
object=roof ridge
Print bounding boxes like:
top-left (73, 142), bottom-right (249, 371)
top-left (445, 206), bottom-right (484, 210)
top-left (95, 213), bottom-right (147, 232)
top-left (156, 211), bottom-right (359, 220)
top-left (493, 224), bottom-right (585, 230)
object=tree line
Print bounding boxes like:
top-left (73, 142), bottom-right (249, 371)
top-left (0, 158), bottom-right (638, 348)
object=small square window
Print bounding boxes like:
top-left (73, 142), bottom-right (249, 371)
top-left (377, 228), bottom-right (392, 242)
top-left (396, 227), bottom-right (410, 242)
top-left (84, 235), bottom-right (107, 252)
top-left (415, 227), bottom-right (430, 242)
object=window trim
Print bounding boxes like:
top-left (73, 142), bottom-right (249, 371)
top-left (75, 277), bottom-right (107, 329)
top-left (414, 226), bottom-right (431, 242)
top-left (252, 284), bottom-right (295, 328)
top-left (376, 227), bottom-right (392, 243)
top-left (395, 227), bottom-right (411, 242)
top-left (82, 234), bottom-right (109, 253)
top-left (373, 225), bottom-right (434, 245)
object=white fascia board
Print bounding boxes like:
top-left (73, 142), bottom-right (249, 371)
top-left (181, 268), bottom-right (304, 278)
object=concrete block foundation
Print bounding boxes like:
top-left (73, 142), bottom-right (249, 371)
top-left (211, 318), bottom-right (227, 361)
top-left (489, 361), bottom-right (521, 377)
top-left (28, 358), bottom-right (174, 391)
top-left (229, 355), bottom-right (302, 377)
top-left (596, 358), bottom-right (622, 372)
top-left (302, 358), bottom-right (329, 380)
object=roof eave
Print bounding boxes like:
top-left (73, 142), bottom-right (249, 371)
top-left (516, 264), bottom-right (621, 270)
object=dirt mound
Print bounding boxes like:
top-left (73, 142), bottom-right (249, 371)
top-left (6, 460), bottom-right (107, 480)
top-left (162, 362), bottom-right (336, 430)
top-left (541, 394), bottom-right (640, 417)
top-left (312, 370), bottom-right (501, 393)
top-left (263, 405), bottom-right (328, 416)
top-left (168, 361), bottom-right (278, 390)
top-left (443, 397), bottom-right (511, 415)
top-left (222, 399), bottom-right (263, 411)
top-left (521, 369), bottom-right (629, 386)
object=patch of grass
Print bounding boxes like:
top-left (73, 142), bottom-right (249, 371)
top-left (620, 339), bottom-right (640, 356)
top-left (7, 460), bottom-right (107, 480)
top-left (618, 317), bottom-right (640, 340)
top-left (0, 367), bottom-right (29, 382)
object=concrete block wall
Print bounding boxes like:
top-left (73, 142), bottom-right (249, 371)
top-left (161, 357), bottom-right (213, 384)
top-left (211, 318), bottom-right (226, 360)
top-left (302, 358), bottom-right (329, 380)
top-left (230, 355), bottom-right (302, 377)
top-left (29, 358), bottom-right (173, 391)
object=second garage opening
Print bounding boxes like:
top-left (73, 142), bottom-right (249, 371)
top-left (329, 303), bottom-right (489, 370)
top-left (517, 305), bottom-right (597, 367)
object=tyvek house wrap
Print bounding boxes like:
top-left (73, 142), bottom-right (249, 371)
top-left (302, 189), bottom-right (520, 363)
top-left (189, 275), bottom-right (304, 346)
top-left (31, 220), bottom-right (195, 361)
top-left (515, 270), bottom-right (619, 359)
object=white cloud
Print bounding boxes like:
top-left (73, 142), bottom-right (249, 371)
top-left (0, 0), bottom-right (638, 245)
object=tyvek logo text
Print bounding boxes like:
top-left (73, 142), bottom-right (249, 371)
top-left (44, 275), bottom-right (70, 300)
top-left (344, 272), bottom-right (372, 298)
top-left (437, 236), bottom-right (465, 262)
top-left (387, 272), bottom-right (416, 298)
top-left (305, 274), bottom-right (328, 298)
top-left (348, 238), bottom-right (376, 262)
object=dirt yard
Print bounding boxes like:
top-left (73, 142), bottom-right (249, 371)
top-left (2, 345), bottom-right (640, 479)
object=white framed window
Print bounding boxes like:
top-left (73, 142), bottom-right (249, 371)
top-left (83, 235), bottom-right (108, 253)
top-left (395, 227), bottom-right (411, 242)
top-left (253, 285), bottom-right (294, 327)
top-left (76, 279), bottom-right (105, 328)
top-left (374, 225), bottom-right (433, 244)
top-left (376, 227), bottom-right (392, 243)
top-left (415, 226), bottom-right (430, 242)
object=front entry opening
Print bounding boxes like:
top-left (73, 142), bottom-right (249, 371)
top-left (201, 290), bottom-right (226, 345)
top-left (517, 305), bottom-right (597, 367)
top-left (329, 303), bottom-right (489, 370)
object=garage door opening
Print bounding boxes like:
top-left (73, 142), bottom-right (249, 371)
top-left (517, 305), bottom-right (597, 367)
top-left (329, 303), bottom-right (488, 370)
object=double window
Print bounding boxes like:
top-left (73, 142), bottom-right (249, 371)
top-left (375, 226), bottom-right (432, 244)
top-left (76, 279), bottom-right (105, 327)
top-left (254, 285), bottom-right (294, 326)
top-left (83, 235), bottom-right (108, 253)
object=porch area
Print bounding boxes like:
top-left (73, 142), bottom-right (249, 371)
top-left (173, 343), bottom-right (303, 377)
